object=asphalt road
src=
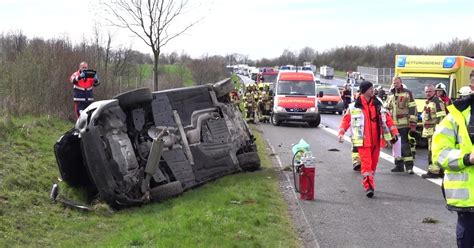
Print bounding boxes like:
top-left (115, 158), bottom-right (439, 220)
top-left (257, 119), bottom-right (457, 248)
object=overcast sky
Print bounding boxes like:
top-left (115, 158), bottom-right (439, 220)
top-left (1, 0), bottom-right (473, 60)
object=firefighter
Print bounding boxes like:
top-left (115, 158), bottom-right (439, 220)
top-left (338, 81), bottom-right (399, 197)
top-left (69, 61), bottom-right (99, 118)
top-left (420, 85), bottom-right (446, 179)
top-left (435, 82), bottom-right (452, 106)
top-left (458, 86), bottom-right (472, 99)
top-left (385, 76), bottom-right (417, 174)
top-left (258, 90), bottom-right (272, 123)
top-left (431, 71), bottom-right (474, 247)
top-left (243, 88), bottom-right (257, 123)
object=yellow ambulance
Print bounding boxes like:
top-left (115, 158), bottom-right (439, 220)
top-left (395, 55), bottom-right (474, 112)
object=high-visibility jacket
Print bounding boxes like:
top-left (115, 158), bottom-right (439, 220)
top-left (339, 96), bottom-right (398, 147)
top-left (432, 100), bottom-right (474, 212)
top-left (422, 96), bottom-right (446, 137)
top-left (385, 87), bottom-right (417, 128)
top-left (69, 70), bottom-right (97, 102)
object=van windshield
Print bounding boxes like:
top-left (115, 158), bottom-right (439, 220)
top-left (318, 87), bottom-right (340, 96)
top-left (277, 81), bottom-right (315, 96)
top-left (400, 77), bottom-right (450, 99)
top-left (263, 74), bottom-right (277, 83)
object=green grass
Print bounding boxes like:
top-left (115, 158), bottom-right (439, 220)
top-left (161, 64), bottom-right (194, 87)
top-left (334, 70), bottom-right (346, 78)
top-left (138, 64), bottom-right (154, 79)
top-left (0, 116), bottom-right (300, 247)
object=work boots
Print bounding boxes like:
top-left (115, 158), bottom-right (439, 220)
top-left (421, 171), bottom-right (440, 179)
top-left (391, 160), bottom-right (404, 172)
top-left (353, 162), bottom-right (361, 171)
top-left (405, 163), bottom-right (414, 175)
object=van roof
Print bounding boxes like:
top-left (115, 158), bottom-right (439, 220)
top-left (278, 71), bottom-right (314, 81)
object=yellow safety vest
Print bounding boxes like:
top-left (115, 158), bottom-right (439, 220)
top-left (432, 104), bottom-right (474, 210)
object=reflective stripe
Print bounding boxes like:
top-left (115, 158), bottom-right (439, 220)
top-left (435, 126), bottom-right (455, 137)
top-left (445, 173), bottom-right (469, 182)
top-left (403, 156), bottom-right (414, 162)
top-left (74, 85), bottom-right (93, 91)
top-left (362, 172), bottom-right (373, 177)
top-left (73, 97), bottom-right (94, 102)
top-left (408, 102), bottom-right (417, 107)
top-left (445, 188), bottom-right (470, 200)
top-left (438, 148), bottom-right (461, 170)
top-left (436, 111), bottom-right (446, 118)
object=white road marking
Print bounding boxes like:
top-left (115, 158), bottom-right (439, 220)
top-left (320, 125), bottom-right (442, 186)
top-left (267, 139), bottom-right (320, 248)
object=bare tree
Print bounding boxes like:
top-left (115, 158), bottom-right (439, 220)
top-left (102, 0), bottom-right (200, 90)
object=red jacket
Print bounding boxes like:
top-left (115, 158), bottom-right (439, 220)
top-left (339, 96), bottom-right (399, 147)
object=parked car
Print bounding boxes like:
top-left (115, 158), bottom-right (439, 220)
top-left (53, 79), bottom-right (260, 209)
top-left (317, 85), bottom-right (344, 114)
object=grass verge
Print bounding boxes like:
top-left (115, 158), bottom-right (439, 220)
top-left (0, 117), bottom-right (299, 247)
top-left (334, 70), bottom-right (346, 78)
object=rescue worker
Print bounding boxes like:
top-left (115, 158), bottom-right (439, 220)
top-left (338, 81), bottom-right (399, 197)
top-left (376, 85), bottom-right (387, 101)
top-left (435, 83), bottom-right (452, 106)
top-left (458, 86), bottom-right (472, 99)
top-left (341, 83), bottom-right (352, 113)
top-left (69, 61), bottom-right (99, 118)
top-left (385, 76), bottom-right (417, 174)
top-left (431, 71), bottom-right (474, 247)
top-left (420, 85), bottom-right (446, 179)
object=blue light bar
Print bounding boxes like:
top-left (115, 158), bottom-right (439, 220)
top-left (443, 57), bottom-right (456, 68)
top-left (397, 56), bottom-right (407, 67)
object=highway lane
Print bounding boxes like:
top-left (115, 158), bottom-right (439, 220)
top-left (257, 121), bottom-right (455, 247)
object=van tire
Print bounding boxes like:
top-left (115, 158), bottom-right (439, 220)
top-left (150, 181), bottom-right (184, 202)
top-left (114, 88), bottom-right (153, 109)
top-left (213, 78), bottom-right (234, 98)
top-left (309, 114), bottom-right (321, 127)
top-left (271, 114), bottom-right (281, 126)
top-left (237, 152), bottom-right (261, 171)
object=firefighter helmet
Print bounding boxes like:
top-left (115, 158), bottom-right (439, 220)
top-left (435, 83), bottom-right (447, 93)
top-left (459, 86), bottom-right (472, 96)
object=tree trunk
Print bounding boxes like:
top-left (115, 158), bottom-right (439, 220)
top-left (153, 51), bottom-right (160, 91)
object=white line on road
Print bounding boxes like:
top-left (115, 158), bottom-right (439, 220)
top-left (320, 125), bottom-right (442, 186)
top-left (267, 139), bottom-right (320, 248)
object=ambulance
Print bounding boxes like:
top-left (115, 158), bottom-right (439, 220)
top-left (271, 70), bottom-right (321, 127)
top-left (395, 55), bottom-right (474, 110)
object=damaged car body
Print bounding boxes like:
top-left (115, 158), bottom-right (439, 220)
top-left (54, 79), bottom-right (260, 209)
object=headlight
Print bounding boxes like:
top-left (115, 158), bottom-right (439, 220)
top-left (274, 106), bottom-right (286, 113)
top-left (307, 107), bottom-right (317, 113)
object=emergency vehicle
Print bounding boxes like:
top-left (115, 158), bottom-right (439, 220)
top-left (271, 70), bottom-right (321, 127)
top-left (395, 55), bottom-right (474, 115)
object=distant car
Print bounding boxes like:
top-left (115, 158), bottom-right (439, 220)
top-left (317, 85), bottom-right (344, 114)
top-left (54, 79), bottom-right (260, 209)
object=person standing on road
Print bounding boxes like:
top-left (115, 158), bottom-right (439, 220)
top-left (69, 61), bottom-right (99, 118)
top-left (420, 85), bottom-right (446, 179)
top-left (432, 71), bottom-right (474, 247)
top-left (385, 76), bottom-right (417, 174)
top-left (338, 81), bottom-right (399, 198)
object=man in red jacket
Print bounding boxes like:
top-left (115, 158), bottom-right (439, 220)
top-left (69, 61), bottom-right (100, 118)
top-left (338, 81), bottom-right (399, 198)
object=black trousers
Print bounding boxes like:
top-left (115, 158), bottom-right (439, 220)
top-left (398, 127), bottom-right (414, 166)
top-left (457, 211), bottom-right (474, 248)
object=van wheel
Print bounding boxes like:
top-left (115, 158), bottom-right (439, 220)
top-left (271, 114), bottom-right (281, 126)
top-left (114, 88), bottom-right (153, 109)
top-left (309, 114), bottom-right (321, 127)
top-left (213, 78), bottom-right (234, 98)
top-left (150, 181), bottom-right (183, 202)
top-left (237, 152), bottom-right (261, 171)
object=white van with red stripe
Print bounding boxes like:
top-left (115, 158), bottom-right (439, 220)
top-left (271, 70), bottom-right (321, 127)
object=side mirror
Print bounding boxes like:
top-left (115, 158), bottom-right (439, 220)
top-left (318, 91), bottom-right (324, 98)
